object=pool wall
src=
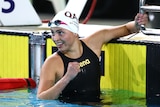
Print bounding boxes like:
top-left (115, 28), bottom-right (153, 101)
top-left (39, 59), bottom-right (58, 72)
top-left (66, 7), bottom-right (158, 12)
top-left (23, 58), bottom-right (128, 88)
top-left (0, 30), bottom-right (160, 105)
top-left (0, 32), bottom-right (30, 78)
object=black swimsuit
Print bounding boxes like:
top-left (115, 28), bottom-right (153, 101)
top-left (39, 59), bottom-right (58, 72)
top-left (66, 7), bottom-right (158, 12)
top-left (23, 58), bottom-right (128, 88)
top-left (58, 40), bottom-right (101, 103)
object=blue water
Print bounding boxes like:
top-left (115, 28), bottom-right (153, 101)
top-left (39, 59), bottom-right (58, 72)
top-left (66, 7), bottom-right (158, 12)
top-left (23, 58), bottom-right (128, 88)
top-left (0, 88), bottom-right (155, 107)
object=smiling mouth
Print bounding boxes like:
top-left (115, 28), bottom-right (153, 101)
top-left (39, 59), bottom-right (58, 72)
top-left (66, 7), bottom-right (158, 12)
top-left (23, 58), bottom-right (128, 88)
top-left (55, 41), bottom-right (64, 48)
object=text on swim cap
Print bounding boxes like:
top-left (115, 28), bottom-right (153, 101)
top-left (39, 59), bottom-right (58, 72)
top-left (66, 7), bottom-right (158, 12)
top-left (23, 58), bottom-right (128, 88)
top-left (64, 11), bottom-right (77, 19)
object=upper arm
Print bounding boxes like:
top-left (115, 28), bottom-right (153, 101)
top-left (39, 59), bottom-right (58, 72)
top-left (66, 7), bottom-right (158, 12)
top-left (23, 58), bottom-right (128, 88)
top-left (83, 22), bottom-right (135, 56)
top-left (37, 53), bottom-right (63, 95)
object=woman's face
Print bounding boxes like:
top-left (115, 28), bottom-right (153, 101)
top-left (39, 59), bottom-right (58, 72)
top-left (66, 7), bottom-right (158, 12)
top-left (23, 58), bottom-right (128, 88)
top-left (50, 27), bottom-right (76, 53)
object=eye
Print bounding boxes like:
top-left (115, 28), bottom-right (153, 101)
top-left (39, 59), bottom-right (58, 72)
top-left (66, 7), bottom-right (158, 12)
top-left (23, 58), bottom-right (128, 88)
top-left (50, 29), bottom-right (65, 36)
top-left (51, 30), bottom-right (55, 36)
top-left (56, 30), bottom-right (64, 36)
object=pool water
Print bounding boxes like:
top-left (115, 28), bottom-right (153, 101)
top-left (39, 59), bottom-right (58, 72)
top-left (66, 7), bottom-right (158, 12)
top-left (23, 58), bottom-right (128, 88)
top-left (0, 88), bottom-right (152, 107)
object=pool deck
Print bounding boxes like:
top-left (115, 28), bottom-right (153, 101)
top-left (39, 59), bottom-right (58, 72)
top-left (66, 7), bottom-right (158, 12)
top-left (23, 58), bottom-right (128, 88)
top-left (1, 13), bottom-right (160, 43)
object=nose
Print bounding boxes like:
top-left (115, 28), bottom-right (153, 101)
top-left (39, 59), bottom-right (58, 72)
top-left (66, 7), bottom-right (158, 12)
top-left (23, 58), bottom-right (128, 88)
top-left (51, 33), bottom-right (60, 41)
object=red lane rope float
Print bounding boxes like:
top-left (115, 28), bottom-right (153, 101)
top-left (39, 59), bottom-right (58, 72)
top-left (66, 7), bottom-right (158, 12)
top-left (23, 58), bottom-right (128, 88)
top-left (0, 78), bottom-right (36, 90)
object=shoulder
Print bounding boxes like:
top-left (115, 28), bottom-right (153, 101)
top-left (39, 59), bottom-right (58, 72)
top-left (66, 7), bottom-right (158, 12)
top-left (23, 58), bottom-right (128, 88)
top-left (43, 52), bottom-right (61, 67)
top-left (41, 52), bottom-right (64, 80)
top-left (45, 52), bottom-right (61, 63)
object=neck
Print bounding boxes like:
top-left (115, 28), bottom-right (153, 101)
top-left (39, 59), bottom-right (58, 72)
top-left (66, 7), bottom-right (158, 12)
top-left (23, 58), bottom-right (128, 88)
top-left (64, 40), bottom-right (83, 59)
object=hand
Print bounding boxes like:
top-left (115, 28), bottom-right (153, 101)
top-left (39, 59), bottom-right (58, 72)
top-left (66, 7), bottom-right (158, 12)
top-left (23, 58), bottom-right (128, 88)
top-left (65, 62), bottom-right (81, 81)
top-left (135, 13), bottom-right (148, 26)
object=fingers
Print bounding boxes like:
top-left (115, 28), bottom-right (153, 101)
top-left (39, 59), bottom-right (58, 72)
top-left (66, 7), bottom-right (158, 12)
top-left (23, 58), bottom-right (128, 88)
top-left (66, 62), bottom-right (81, 81)
top-left (69, 62), bottom-right (80, 72)
top-left (135, 13), bottom-right (148, 25)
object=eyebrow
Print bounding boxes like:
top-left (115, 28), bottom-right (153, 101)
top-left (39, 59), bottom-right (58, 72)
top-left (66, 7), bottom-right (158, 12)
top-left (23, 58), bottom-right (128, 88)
top-left (51, 28), bottom-right (66, 32)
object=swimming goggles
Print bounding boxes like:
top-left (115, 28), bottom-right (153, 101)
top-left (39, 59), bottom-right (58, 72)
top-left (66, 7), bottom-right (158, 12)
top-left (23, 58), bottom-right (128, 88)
top-left (48, 20), bottom-right (67, 27)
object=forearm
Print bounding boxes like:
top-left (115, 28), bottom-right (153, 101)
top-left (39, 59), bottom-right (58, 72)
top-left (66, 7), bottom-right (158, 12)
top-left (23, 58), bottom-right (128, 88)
top-left (37, 76), bottom-right (70, 100)
top-left (125, 21), bottom-right (140, 34)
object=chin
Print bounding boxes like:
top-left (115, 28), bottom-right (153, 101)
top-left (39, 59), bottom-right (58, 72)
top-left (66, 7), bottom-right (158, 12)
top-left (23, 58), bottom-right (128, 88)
top-left (58, 48), bottom-right (67, 53)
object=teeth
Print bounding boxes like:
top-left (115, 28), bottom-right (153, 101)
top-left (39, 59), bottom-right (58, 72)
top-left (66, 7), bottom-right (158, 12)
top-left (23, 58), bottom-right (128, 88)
top-left (57, 42), bottom-right (62, 45)
top-left (55, 41), bottom-right (63, 46)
